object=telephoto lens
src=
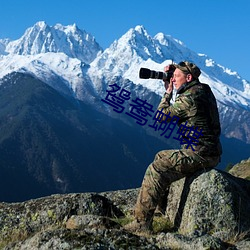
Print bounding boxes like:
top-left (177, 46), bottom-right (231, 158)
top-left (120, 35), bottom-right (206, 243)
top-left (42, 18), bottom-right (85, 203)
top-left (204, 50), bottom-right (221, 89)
top-left (139, 65), bottom-right (176, 82)
top-left (139, 68), bottom-right (167, 80)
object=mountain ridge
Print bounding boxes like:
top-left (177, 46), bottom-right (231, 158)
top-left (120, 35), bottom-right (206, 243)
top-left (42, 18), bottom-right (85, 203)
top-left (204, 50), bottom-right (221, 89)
top-left (0, 72), bottom-right (171, 202)
top-left (1, 22), bottom-right (249, 107)
top-left (4, 21), bottom-right (102, 64)
top-left (0, 21), bottom-right (250, 145)
top-left (0, 22), bottom-right (249, 201)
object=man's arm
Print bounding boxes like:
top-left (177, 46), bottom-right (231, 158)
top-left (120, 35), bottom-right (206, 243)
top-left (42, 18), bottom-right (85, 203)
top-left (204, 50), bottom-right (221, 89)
top-left (157, 93), bottom-right (195, 123)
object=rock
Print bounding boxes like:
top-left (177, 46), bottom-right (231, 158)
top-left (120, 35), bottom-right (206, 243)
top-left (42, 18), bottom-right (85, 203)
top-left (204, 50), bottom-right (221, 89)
top-left (156, 232), bottom-right (228, 250)
top-left (235, 240), bottom-right (250, 250)
top-left (65, 214), bottom-right (120, 230)
top-left (229, 158), bottom-right (250, 180)
top-left (1, 168), bottom-right (250, 249)
top-left (101, 188), bottom-right (140, 215)
top-left (165, 169), bottom-right (250, 241)
top-left (0, 192), bottom-right (124, 248)
top-left (4, 228), bottom-right (161, 250)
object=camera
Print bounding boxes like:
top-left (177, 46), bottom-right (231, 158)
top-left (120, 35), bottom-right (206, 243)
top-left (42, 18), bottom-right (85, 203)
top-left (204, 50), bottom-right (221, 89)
top-left (139, 65), bottom-right (176, 82)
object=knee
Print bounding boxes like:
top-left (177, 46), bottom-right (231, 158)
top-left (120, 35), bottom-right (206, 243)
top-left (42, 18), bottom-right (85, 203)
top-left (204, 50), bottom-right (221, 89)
top-left (145, 164), bottom-right (160, 180)
top-left (154, 150), bottom-right (165, 161)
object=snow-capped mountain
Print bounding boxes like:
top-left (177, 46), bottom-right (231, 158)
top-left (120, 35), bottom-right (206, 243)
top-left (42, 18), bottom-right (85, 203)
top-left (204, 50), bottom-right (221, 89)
top-left (89, 25), bottom-right (250, 110)
top-left (1, 22), bottom-right (249, 108)
top-left (0, 22), bottom-right (250, 201)
top-left (87, 25), bottom-right (250, 145)
top-left (0, 22), bottom-right (250, 144)
top-left (0, 52), bottom-right (99, 102)
top-left (3, 21), bottom-right (102, 64)
top-left (0, 21), bottom-right (103, 101)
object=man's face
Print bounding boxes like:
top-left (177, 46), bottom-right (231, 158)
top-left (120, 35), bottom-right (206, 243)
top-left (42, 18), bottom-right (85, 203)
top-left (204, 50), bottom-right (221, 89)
top-left (172, 68), bottom-right (188, 90)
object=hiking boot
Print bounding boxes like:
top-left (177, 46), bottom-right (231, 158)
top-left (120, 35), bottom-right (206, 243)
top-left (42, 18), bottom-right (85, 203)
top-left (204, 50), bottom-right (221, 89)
top-left (124, 219), bottom-right (152, 234)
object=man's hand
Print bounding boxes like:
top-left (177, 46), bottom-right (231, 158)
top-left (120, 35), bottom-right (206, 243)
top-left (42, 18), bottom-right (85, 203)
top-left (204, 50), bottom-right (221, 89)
top-left (163, 65), bottom-right (174, 94)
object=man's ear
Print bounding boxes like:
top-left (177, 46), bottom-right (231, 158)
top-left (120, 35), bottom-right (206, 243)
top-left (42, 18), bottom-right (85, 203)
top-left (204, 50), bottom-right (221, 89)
top-left (186, 74), bottom-right (193, 82)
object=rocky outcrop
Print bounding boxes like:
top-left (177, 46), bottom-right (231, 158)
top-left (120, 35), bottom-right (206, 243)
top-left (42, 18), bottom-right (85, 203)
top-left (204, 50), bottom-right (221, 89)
top-left (229, 158), bottom-right (250, 180)
top-left (165, 169), bottom-right (250, 240)
top-left (1, 169), bottom-right (250, 249)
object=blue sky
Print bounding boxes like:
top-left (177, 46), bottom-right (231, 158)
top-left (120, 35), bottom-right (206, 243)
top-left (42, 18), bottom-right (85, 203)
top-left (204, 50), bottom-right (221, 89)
top-left (1, 0), bottom-right (250, 81)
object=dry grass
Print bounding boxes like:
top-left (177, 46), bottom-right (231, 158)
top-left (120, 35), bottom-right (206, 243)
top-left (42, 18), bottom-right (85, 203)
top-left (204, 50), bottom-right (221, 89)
top-left (225, 230), bottom-right (250, 245)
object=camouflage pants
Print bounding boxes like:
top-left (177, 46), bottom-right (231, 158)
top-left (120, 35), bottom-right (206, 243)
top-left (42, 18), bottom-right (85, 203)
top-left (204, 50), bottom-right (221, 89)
top-left (134, 149), bottom-right (220, 223)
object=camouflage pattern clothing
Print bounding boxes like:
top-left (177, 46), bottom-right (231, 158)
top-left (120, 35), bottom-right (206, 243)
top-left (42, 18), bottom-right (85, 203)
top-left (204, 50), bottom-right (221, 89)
top-left (134, 79), bottom-right (222, 224)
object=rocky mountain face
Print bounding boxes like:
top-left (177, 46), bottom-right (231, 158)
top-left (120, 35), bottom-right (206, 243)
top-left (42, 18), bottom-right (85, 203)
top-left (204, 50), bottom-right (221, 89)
top-left (1, 168), bottom-right (250, 249)
top-left (0, 72), bottom-right (172, 202)
top-left (0, 22), bottom-right (250, 202)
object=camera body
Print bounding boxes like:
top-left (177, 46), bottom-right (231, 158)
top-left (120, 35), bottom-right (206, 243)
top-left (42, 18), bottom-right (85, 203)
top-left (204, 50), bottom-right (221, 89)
top-left (139, 65), bottom-right (176, 82)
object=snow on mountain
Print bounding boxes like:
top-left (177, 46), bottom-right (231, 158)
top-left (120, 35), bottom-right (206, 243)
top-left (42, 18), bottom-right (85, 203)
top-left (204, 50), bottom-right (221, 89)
top-left (0, 22), bottom-right (104, 103)
top-left (88, 25), bottom-right (250, 143)
top-left (88, 26), bottom-right (170, 91)
top-left (89, 25), bottom-right (250, 111)
top-left (4, 21), bottom-right (102, 64)
top-left (1, 22), bottom-right (249, 110)
top-left (0, 39), bottom-right (9, 55)
top-left (0, 52), bottom-right (99, 104)
top-left (0, 22), bottom-right (250, 138)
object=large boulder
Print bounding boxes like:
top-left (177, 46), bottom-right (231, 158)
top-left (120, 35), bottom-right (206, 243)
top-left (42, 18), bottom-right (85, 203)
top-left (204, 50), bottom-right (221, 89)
top-left (165, 169), bottom-right (250, 241)
top-left (0, 193), bottom-right (124, 248)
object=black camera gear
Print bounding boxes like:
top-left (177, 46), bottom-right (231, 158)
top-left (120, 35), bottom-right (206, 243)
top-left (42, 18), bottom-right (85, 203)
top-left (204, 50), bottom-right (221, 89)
top-left (139, 64), bottom-right (176, 82)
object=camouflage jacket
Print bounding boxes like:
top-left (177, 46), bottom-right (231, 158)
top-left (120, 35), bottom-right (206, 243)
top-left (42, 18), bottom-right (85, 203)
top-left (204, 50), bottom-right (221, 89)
top-left (157, 79), bottom-right (222, 156)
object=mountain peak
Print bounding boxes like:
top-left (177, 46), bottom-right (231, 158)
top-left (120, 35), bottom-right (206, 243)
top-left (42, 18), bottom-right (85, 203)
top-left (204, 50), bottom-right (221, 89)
top-left (154, 32), bottom-right (184, 48)
top-left (5, 21), bottom-right (102, 64)
top-left (125, 25), bottom-right (151, 42)
top-left (54, 23), bottom-right (79, 34)
top-left (34, 21), bottom-right (48, 29)
top-left (134, 25), bottom-right (147, 34)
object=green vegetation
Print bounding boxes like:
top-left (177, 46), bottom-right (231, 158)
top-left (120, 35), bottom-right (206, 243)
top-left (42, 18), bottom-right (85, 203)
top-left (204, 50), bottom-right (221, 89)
top-left (152, 216), bottom-right (174, 234)
top-left (113, 214), bottom-right (174, 235)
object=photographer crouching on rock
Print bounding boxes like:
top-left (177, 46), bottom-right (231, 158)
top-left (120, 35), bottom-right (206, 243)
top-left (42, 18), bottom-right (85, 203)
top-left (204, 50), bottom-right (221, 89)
top-left (124, 61), bottom-right (222, 233)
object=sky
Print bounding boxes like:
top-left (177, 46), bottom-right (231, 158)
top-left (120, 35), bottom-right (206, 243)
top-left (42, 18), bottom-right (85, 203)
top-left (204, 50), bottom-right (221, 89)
top-left (0, 0), bottom-right (250, 81)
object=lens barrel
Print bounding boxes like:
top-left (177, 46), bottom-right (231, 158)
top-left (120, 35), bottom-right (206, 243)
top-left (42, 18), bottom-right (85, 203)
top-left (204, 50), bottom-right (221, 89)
top-left (139, 68), bottom-right (167, 80)
top-left (139, 68), bottom-right (151, 79)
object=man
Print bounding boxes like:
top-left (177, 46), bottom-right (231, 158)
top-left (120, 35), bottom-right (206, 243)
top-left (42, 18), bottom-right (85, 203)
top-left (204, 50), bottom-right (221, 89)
top-left (124, 61), bottom-right (222, 233)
